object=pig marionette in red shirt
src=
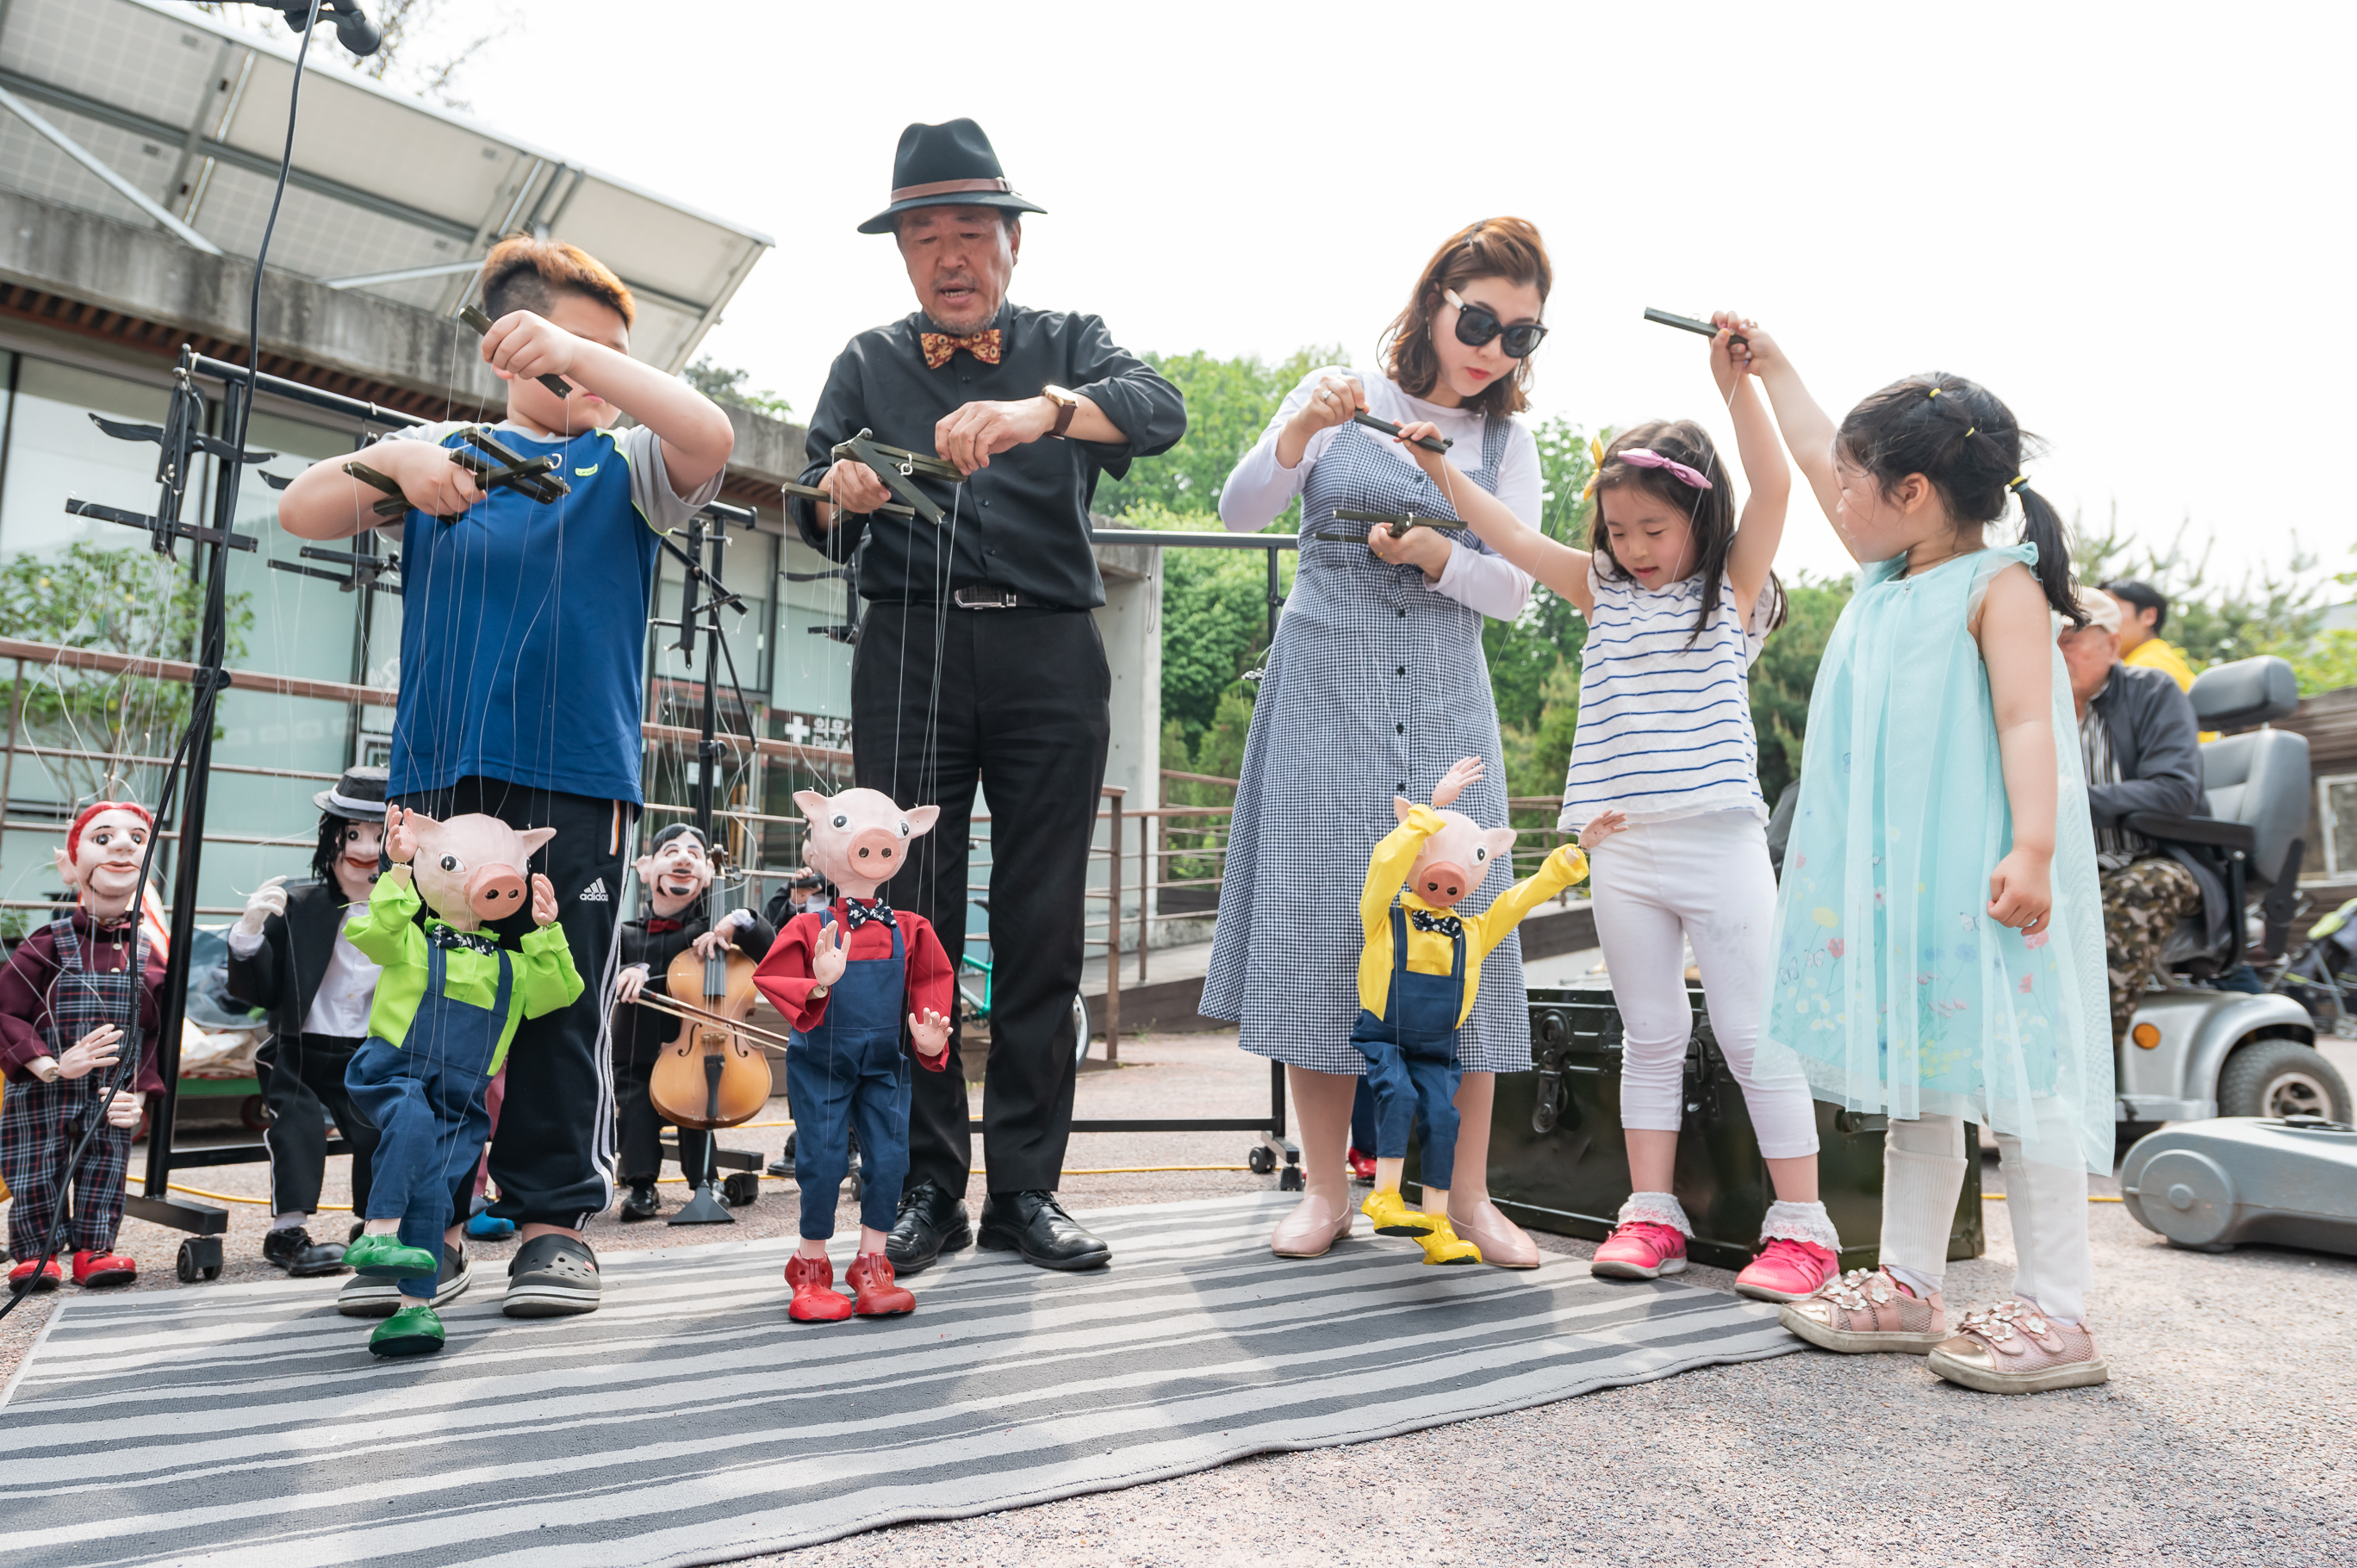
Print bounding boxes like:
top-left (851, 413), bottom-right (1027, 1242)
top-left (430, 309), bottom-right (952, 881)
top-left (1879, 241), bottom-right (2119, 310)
top-left (753, 787), bottom-right (955, 1322)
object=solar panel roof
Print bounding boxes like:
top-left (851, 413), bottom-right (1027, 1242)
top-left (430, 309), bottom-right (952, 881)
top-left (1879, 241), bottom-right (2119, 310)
top-left (0, 0), bottom-right (774, 371)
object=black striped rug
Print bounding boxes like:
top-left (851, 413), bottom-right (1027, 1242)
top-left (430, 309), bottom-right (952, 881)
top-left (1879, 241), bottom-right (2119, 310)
top-left (3, 1193), bottom-right (1800, 1566)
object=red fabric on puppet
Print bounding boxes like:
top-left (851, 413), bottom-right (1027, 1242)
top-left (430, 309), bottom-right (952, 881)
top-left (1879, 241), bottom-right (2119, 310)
top-left (0, 801), bottom-right (166, 1287)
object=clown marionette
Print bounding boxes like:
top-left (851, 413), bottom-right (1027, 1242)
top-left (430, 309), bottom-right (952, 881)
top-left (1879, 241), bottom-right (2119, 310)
top-left (752, 787), bottom-right (955, 1322)
top-left (1353, 759), bottom-right (1618, 1262)
top-left (339, 805), bottom-right (582, 1357)
top-left (0, 802), bottom-right (169, 1292)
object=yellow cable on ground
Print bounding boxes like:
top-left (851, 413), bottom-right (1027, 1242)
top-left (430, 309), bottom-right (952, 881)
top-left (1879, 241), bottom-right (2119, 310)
top-left (162, 1183), bottom-right (351, 1210)
top-left (1983, 1192), bottom-right (2125, 1203)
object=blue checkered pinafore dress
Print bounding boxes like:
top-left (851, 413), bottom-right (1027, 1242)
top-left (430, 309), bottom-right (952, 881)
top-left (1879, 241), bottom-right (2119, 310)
top-left (1202, 412), bottom-right (1527, 1073)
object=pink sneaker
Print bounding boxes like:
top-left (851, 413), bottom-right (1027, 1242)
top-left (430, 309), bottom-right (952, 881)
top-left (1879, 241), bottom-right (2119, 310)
top-left (1929, 1300), bottom-right (2110, 1394)
top-left (1734, 1238), bottom-right (1840, 1304)
top-left (1589, 1220), bottom-right (1687, 1279)
top-left (1778, 1266), bottom-right (1946, 1354)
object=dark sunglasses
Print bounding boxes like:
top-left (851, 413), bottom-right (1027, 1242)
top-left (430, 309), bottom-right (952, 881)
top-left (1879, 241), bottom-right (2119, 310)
top-left (1446, 289), bottom-right (1548, 358)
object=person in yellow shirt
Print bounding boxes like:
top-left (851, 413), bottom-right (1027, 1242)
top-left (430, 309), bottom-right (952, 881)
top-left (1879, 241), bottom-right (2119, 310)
top-left (2104, 579), bottom-right (2214, 740)
top-left (1352, 757), bottom-right (1615, 1263)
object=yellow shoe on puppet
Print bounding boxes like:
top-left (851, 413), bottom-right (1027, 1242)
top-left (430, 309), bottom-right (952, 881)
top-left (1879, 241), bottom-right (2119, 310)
top-left (1360, 1187), bottom-right (1436, 1237)
top-left (1414, 1216), bottom-right (1483, 1266)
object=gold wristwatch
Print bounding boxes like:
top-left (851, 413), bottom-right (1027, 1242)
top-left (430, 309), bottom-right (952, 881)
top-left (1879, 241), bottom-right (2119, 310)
top-left (1042, 384), bottom-right (1079, 439)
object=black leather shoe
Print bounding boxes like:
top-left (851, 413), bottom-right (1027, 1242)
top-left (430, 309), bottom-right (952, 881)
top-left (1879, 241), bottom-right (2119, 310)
top-left (977, 1191), bottom-right (1110, 1271)
top-left (618, 1181), bottom-right (661, 1222)
top-left (883, 1179), bottom-right (973, 1276)
top-left (262, 1225), bottom-right (349, 1278)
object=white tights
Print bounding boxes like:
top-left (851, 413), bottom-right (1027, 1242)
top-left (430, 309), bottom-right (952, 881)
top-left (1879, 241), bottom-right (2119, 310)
top-left (1590, 811), bottom-right (1820, 1160)
top-left (1880, 1111), bottom-right (2093, 1324)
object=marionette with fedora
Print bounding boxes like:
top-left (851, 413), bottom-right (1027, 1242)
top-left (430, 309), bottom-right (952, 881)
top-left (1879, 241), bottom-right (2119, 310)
top-left (226, 765), bottom-right (391, 1285)
top-left (787, 119), bottom-right (1186, 1278)
top-left (1, 801), bottom-right (168, 1292)
top-left (610, 822), bottom-right (777, 1221)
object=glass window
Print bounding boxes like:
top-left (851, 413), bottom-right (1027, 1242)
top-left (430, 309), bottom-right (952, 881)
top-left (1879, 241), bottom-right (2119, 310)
top-left (0, 359), bottom-right (171, 562)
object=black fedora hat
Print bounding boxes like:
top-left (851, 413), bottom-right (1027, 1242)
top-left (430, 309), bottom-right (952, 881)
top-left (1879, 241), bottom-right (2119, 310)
top-left (858, 118), bottom-right (1045, 236)
top-left (314, 764), bottom-right (389, 820)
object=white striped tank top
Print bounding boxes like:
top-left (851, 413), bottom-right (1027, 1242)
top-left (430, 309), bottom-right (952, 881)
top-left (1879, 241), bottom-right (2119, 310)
top-left (1557, 565), bottom-right (1769, 830)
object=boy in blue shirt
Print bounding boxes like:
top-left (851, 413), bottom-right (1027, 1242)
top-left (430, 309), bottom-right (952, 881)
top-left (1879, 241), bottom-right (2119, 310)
top-left (279, 234), bottom-right (735, 1317)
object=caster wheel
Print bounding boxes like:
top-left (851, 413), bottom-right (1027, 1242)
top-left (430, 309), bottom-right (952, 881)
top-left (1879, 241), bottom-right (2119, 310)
top-left (239, 1095), bottom-right (272, 1133)
top-left (1247, 1145), bottom-right (1276, 1175)
top-left (1278, 1165), bottom-right (1305, 1192)
top-left (176, 1240), bottom-right (201, 1284)
top-left (175, 1235), bottom-right (223, 1282)
top-left (202, 1262), bottom-right (221, 1280)
top-left (721, 1172), bottom-right (762, 1207)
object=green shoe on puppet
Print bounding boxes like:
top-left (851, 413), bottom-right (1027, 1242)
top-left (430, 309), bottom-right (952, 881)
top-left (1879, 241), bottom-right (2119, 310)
top-left (369, 1303), bottom-right (445, 1358)
top-left (344, 1232), bottom-right (440, 1279)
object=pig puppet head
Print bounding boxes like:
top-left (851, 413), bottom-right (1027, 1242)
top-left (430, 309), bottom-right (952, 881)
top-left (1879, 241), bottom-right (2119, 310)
top-left (395, 807), bottom-right (555, 931)
top-left (1393, 795), bottom-right (1516, 910)
top-left (794, 787), bottom-right (940, 901)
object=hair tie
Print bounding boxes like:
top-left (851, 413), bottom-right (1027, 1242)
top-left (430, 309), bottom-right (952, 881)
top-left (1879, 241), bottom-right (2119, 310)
top-left (1927, 387), bottom-right (1942, 399)
top-left (1616, 448), bottom-right (1713, 490)
top-left (1964, 426), bottom-right (1976, 438)
top-left (2007, 474), bottom-right (2030, 493)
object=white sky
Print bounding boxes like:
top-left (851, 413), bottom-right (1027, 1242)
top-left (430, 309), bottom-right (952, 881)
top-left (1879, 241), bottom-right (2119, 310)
top-left (372, 2), bottom-right (2350, 587)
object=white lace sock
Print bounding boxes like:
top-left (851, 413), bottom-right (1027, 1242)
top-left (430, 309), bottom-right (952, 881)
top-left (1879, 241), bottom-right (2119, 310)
top-left (1759, 1199), bottom-right (1840, 1253)
top-left (271, 1212), bottom-right (308, 1232)
top-left (1616, 1192), bottom-right (1693, 1236)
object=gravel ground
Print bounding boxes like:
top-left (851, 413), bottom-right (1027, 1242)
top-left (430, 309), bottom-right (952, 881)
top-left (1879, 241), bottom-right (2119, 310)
top-left (7, 1031), bottom-right (2354, 1567)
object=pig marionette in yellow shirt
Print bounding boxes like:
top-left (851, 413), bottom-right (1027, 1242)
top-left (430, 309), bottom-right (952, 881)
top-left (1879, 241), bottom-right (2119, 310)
top-left (1353, 757), bottom-right (1622, 1263)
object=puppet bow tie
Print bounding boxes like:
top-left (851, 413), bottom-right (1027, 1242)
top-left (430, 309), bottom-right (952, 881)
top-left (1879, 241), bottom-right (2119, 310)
top-left (841, 899), bottom-right (895, 930)
top-left (427, 926), bottom-right (501, 955)
top-left (920, 328), bottom-right (1002, 370)
top-left (1409, 909), bottom-right (1465, 939)
top-left (645, 918), bottom-right (685, 935)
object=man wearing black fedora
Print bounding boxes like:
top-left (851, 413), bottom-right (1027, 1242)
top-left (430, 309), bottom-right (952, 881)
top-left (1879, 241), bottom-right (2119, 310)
top-left (790, 118), bottom-right (1185, 1275)
top-left (226, 765), bottom-right (392, 1281)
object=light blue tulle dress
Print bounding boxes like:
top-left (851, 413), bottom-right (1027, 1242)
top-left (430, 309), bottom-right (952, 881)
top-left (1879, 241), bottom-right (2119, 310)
top-left (1757, 544), bottom-right (2114, 1174)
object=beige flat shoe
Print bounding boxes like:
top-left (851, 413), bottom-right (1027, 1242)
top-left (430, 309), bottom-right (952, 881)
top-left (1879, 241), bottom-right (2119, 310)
top-left (1270, 1192), bottom-right (1356, 1258)
top-left (1450, 1198), bottom-right (1540, 1268)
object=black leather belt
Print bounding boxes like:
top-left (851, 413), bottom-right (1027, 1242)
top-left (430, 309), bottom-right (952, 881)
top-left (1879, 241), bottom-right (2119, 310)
top-left (950, 587), bottom-right (1036, 610)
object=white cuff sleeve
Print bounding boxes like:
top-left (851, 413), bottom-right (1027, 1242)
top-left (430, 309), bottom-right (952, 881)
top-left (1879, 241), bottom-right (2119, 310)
top-left (227, 926), bottom-right (266, 958)
top-left (1432, 541), bottom-right (1534, 620)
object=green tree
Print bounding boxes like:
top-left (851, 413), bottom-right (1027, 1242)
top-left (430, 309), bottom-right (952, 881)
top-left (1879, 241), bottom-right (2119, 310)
top-left (1122, 502), bottom-right (1294, 747)
top-left (681, 357), bottom-right (794, 422)
top-left (1090, 345), bottom-right (1346, 524)
top-left (2292, 629), bottom-right (2357, 696)
top-left (2069, 511), bottom-right (2326, 670)
top-left (1751, 576), bottom-right (1854, 806)
top-left (0, 544), bottom-right (253, 805)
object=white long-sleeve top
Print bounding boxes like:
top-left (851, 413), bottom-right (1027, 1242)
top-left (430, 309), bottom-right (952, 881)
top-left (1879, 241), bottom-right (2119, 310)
top-left (1220, 368), bottom-right (1538, 621)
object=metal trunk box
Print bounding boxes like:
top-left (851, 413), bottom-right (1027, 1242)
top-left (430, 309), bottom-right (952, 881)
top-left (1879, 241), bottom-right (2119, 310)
top-left (1409, 985), bottom-right (1984, 1271)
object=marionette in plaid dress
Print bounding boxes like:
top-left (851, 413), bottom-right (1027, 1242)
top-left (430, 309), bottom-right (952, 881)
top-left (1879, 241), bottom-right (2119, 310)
top-left (1, 802), bottom-right (166, 1292)
top-left (1201, 219), bottom-right (1556, 1265)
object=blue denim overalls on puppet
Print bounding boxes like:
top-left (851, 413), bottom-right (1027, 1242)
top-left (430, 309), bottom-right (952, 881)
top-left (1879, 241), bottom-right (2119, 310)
top-left (787, 909), bottom-right (913, 1239)
top-left (346, 941), bottom-right (510, 1298)
top-left (1349, 904), bottom-right (1466, 1182)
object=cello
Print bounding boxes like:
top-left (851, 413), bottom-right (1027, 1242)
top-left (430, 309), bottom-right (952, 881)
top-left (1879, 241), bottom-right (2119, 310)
top-left (647, 852), bottom-right (771, 1129)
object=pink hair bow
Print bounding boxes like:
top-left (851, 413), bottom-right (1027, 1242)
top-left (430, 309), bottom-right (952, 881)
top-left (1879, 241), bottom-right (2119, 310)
top-left (1617, 448), bottom-right (1713, 490)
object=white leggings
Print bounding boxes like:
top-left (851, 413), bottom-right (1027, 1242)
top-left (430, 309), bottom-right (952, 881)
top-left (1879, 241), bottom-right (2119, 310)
top-left (1590, 811), bottom-right (1820, 1160)
top-left (1881, 1110), bottom-right (2093, 1323)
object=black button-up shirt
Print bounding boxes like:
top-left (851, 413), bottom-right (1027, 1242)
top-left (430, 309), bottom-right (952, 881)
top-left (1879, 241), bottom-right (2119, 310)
top-left (788, 302), bottom-right (1186, 609)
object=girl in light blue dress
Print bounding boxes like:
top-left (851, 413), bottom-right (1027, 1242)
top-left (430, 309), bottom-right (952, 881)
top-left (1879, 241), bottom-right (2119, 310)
top-left (1739, 325), bottom-right (2114, 1396)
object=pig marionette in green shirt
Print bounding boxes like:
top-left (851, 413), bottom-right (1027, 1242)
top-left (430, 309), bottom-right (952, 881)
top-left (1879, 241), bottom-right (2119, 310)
top-left (339, 805), bottom-right (583, 1359)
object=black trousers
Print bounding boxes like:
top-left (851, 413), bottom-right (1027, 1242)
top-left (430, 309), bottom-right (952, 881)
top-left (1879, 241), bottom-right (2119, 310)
top-left (852, 603), bottom-right (1110, 1197)
top-left (613, 1046), bottom-right (713, 1185)
top-left (256, 1031), bottom-right (379, 1217)
top-left (395, 776), bottom-right (627, 1229)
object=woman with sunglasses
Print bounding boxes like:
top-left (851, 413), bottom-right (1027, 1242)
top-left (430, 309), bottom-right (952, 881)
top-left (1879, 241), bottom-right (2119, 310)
top-left (1203, 217), bottom-right (1554, 1266)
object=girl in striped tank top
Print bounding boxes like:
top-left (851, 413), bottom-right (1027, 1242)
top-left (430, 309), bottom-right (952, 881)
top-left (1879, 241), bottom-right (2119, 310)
top-left (1429, 316), bottom-right (1838, 1303)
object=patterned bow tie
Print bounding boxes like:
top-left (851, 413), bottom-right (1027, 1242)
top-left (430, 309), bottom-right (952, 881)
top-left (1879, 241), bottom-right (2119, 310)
top-left (427, 925), bottom-right (501, 956)
top-left (841, 899), bottom-right (895, 930)
top-left (1409, 909), bottom-right (1464, 939)
top-left (920, 328), bottom-right (1002, 370)
top-left (645, 918), bottom-right (685, 935)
